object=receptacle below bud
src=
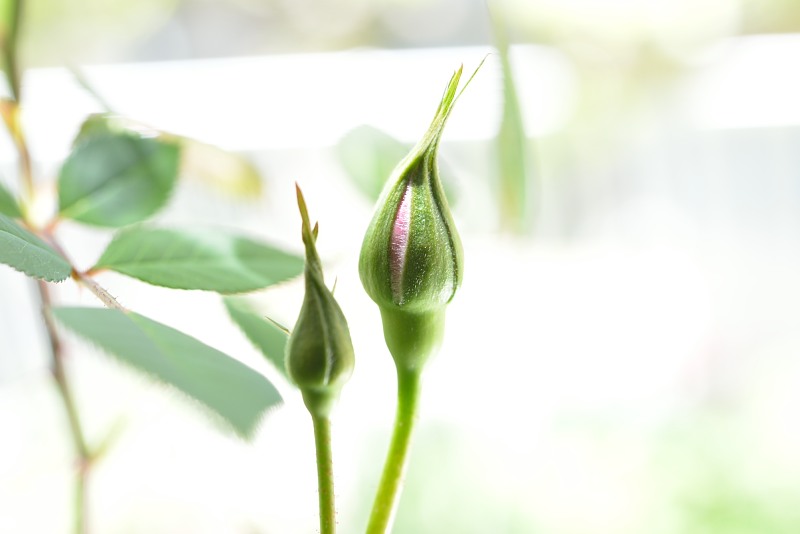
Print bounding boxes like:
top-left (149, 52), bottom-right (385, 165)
top-left (286, 185), bottom-right (355, 418)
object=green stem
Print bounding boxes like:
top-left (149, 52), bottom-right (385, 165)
top-left (366, 367), bottom-right (422, 534)
top-left (3, 0), bottom-right (23, 101)
top-left (311, 414), bottom-right (336, 534)
top-left (1, 100), bottom-right (35, 201)
top-left (75, 466), bottom-right (87, 534)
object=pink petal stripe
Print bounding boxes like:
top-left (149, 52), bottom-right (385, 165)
top-left (389, 186), bottom-right (412, 302)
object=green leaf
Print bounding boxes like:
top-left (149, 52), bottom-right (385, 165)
top-left (94, 226), bottom-right (304, 293)
top-left (0, 180), bottom-right (21, 218)
top-left (73, 114), bottom-right (263, 199)
top-left (180, 138), bottom-right (263, 198)
top-left (72, 113), bottom-right (126, 145)
top-left (223, 296), bottom-right (289, 381)
top-left (491, 11), bottom-right (533, 233)
top-left (53, 306), bottom-right (282, 438)
top-left (0, 213), bottom-right (71, 282)
top-left (337, 125), bottom-right (409, 201)
top-left (336, 124), bottom-right (458, 204)
top-left (337, 125), bottom-right (459, 204)
top-left (58, 131), bottom-right (180, 227)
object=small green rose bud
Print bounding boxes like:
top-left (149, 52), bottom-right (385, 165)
top-left (360, 65), bottom-right (478, 370)
top-left (286, 185), bottom-right (355, 418)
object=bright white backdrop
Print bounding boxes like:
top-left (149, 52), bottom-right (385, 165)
top-left (2, 38), bottom-right (800, 533)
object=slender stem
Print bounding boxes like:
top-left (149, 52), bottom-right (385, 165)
top-left (2, 0), bottom-right (23, 101)
top-left (74, 270), bottom-right (126, 311)
top-left (4, 9), bottom-right (96, 531)
top-left (37, 230), bottom-right (126, 313)
top-left (67, 64), bottom-right (115, 113)
top-left (74, 465), bottom-right (88, 534)
top-left (366, 367), bottom-right (422, 534)
top-left (35, 280), bottom-right (91, 534)
top-left (15, 122), bottom-right (34, 200)
top-left (41, 283), bottom-right (90, 457)
top-left (30, 234), bottom-right (125, 534)
top-left (0, 100), bottom-right (35, 204)
top-left (311, 415), bottom-right (337, 534)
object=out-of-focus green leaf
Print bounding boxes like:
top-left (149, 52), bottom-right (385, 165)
top-left (94, 226), bottom-right (304, 293)
top-left (223, 296), bottom-right (289, 380)
top-left (72, 114), bottom-right (131, 144)
top-left (337, 124), bottom-right (460, 204)
top-left (180, 138), bottom-right (263, 198)
top-left (73, 114), bottom-right (263, 199)
top-left (0, 180), bottom-right (21, 218)
top-left (0, 0), bottom-right (22, 100)
top-left (58, 132), bottom-right (180, 227)
top-left (337, 125), bottom-right (410, 201)
top-left (491, 11), bottom-right (532, 233)
top-left (73, 114), bottom-right (164, 149)
top-left (0, 213), bottom-right (71, 282)
top-left (53, 306), bottom-right (281, 438)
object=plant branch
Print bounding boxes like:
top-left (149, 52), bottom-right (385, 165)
top-left (1, 100), bottom-right (35, 200)
top-left (73, 270), bottom-right (126, 311)
top-left (2, 0), bottom-right (23, 101)
top-left (35, 279), bottom-right (91, 534)
top-left (312, 414), bottom-right (337, 534)
top-left (37, 228), bottom-right (127, 313)
top-left (3, 7), bottom-right (110, 532)
top-left (366, 367), bottom-right (422, 534)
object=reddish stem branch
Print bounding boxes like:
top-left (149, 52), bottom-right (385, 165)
top-left (73, 270), bottom-right (126, 311)
top-left (35, 279), bottom-right (91, 534)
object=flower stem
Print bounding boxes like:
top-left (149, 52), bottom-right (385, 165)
top-left (2, 0), bottom-right (23, 101)
top-left (366, 366), bottom-right (422, 534)
top-left (311, 414), bottom-right (336, 534)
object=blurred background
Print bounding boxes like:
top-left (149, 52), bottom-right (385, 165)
top-left (2, 0), bottom-right (800, 532)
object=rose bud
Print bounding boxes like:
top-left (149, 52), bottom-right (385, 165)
top-left (286, 185), bottom-right (355, 418)
top-left (359, 65), bottom-right (477, 370)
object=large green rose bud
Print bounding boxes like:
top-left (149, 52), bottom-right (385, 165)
top-left (359, 65), bottom-right (476, 371)
top-left (286, 185), bottom-right (355, 418)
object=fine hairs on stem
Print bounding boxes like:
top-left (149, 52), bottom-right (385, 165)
top-left (366, 367), bottom-right (422, 534)
top-left (312, 415), bottom-right (336, 534)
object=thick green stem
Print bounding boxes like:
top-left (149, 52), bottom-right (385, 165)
top-left (2, 0), bottom-right (23, 101)
top-left (311, 414), bottom-right (336, 534)
top-left (366, 367), bottom-right (422, 534)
